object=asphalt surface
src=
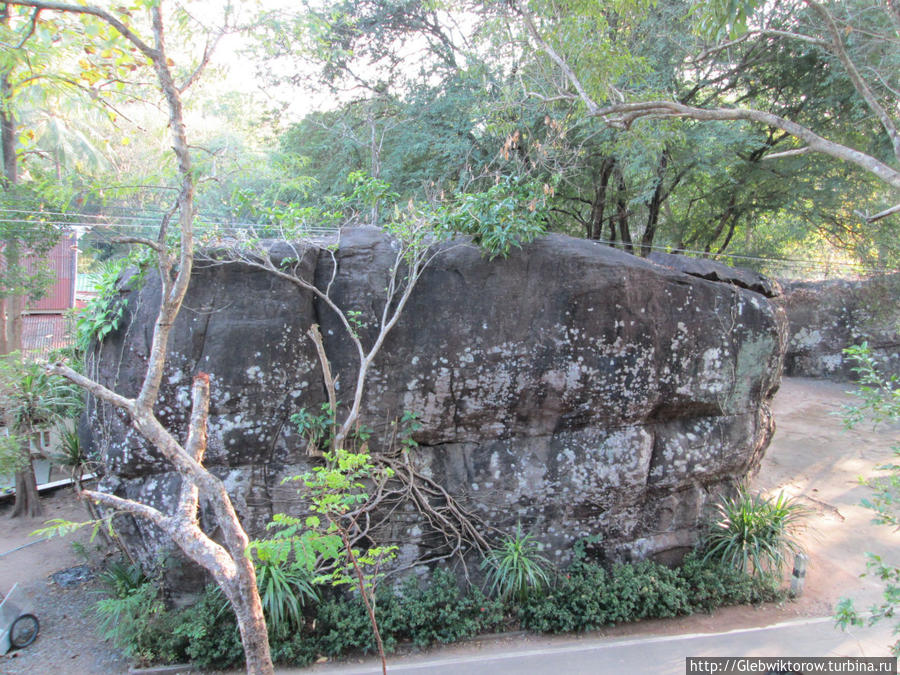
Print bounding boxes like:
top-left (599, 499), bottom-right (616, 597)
top-left (291, 617), bottom-right (897, 675)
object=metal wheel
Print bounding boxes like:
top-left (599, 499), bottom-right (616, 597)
top-left (9, 613), bottom-right (39, 649)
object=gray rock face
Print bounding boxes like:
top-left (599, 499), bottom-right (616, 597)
top-left (648, 252), bottom-right (781, 298)
top-left (86, 229), bottom-right (787, 580)
top-left (781, 276), bottom-right (900, 379)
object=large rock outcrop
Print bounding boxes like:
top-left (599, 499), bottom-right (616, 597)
top-left (85, 229), bottom-right (787, 580)
top-left (781, 276), bottom-right (900, 379)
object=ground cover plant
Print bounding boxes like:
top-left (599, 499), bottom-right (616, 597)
top-left (91, 537), bottom-right (784, 670)
top-left (702, 485), bottom-right (808, 579)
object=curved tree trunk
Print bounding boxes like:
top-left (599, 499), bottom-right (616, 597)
top-left (222, 566), bottom-right (273, 675)
top-left (10, 432), bottom-right (42, 518)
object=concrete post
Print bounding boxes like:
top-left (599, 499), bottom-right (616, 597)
top-left (790, 552), bottom-right (808, 597)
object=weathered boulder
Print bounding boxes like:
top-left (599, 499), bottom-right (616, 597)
top-left (648, 251), bottom-right (781, 298)
top-left (781, 275), bottom-right (900, 379)
top-left (85, 229), bottom-right (787, 582)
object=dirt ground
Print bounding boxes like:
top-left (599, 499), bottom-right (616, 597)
top-left (1, 377), bottom-right (897, 674)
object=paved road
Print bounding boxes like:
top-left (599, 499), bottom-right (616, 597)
top-left (290, 617), bottom-right (897, 675)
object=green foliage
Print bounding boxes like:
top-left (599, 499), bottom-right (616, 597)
top-left (74, 253), bottom-right (150, 352)
top-left (316, 568), bottom-right (504, 655)
top-left (835, 344), bottom-right (900, 654)
top-left (87, 551), bottom-right (783, 669)
top-left (481, 524), bottom-right (552, 603)
top-left (30, 514), bottom-right (115, 542)
top-left (691, 0), bottom-right (764, 40)
top-left (702, 486), bottom-right (808, 578)
top-left (0, 432), bottom-right (27, 476)
top-left (436, 176), bottom-right (549, 259)
top-left (518, 551), bottom-right (781, 633)
top-left (386, 569), bottom-right (504, 649)
top-left (93, 577), bottom-right (242, 669)
top-left (0, 187), bottom-right (62, 303)
top-left (48, 427), bottom-right (94, 480)
top-left (96, 559), bottom-right (148, 599)
top-left (835, 554), bottom-right (900, 656)
top-left (173, 586), bottom-right (244, 670)
top-left (289, 449), bottom-right (398, 591)
top-left (842, 343), bottom-right (900, 436)
top-left (391, 410), bottom-right (421, 454)
top-left (94, 579), bottom-right (168, 663)
top-left (345, 170), bottom-right (399, 222)
top-left (247, 537), bottom-right (319, 638)
top-left (677, 552), bottom-right (780, 611)
top-left (290, 402), bottom-right (337, 456)
top-left (0, 354), bottom-right (82, 430)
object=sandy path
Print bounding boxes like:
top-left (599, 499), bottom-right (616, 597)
top-left (1, 377), bottom-right (897, 674)
top-left (752, 377), bottom-right (898, 615)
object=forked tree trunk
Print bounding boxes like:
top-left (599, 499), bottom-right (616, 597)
top-left (8, 1), bottom-right (275, 671)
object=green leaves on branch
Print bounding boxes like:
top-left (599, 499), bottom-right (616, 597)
top-left (835, 553), bottom-right (900, 656)
top-left (691, 0), bottom-right (764, 40)
top-left (842, 343), bottom-right (900, 433)
top-left (290, 402), bottom-right (337, 457)
top-left (835, 344), bottom-right (900, 654)
top-left (246, 536), bottom-right (319, 637)
top-left (841, 343), bottom-right (900, 530)
top-left (434, 175), bottom-right (550, 258)
top-left (0, 433), bottom-right (27, 476)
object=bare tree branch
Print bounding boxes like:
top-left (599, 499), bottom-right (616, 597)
top-left (82, 489), bottom-right (168, 527)
top-left (12, 8), bottom-right (40, 49)
top-left (178, 29), bottom-right (223, 93)
top-left (3, 1), bottom-right (158, 60)
top-left (863, 202), bottom-right (900, 223)
top-left (516, 0), bottom-right (900, 197)
top-left (516, 1), bottom-right (599, 115)
top-left (590, 101), bottom-right (900, 189)
top-left (110, 236), bottom-right (163, 252)
top-left (134, 5), bottom-right (195, 413)
top-left (689, 29), bottom-right (828, 64)
top-left (48, 362), bottom-right (135, 411)
top-left (763, 146), bottom-right (812, 160)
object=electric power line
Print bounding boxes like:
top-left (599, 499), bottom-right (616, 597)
top-left (1, 208), bottom-right (894, 274)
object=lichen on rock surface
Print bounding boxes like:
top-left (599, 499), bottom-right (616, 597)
top-left (781, 275), bottom-right (900, 379)
top-left (83, 228), bottom-right (787, 584)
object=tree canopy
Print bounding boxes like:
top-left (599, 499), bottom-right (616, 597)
top-left (2, 0), bottom-right (897, 272)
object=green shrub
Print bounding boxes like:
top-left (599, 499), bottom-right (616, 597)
top-left (174, 586), bottom-right (244, 670)
top-left (386, 568), bottom-right (503, 648)
top-left (518, 559), bottom-right (611, 633)
top-left (679, 552), bottom-right (781, 610)
top-left (312, 568), bottom-right (503, 655)
top-left (519, 553), bottom-right (782, 634)
top-left (249, 540), bottom-right (319, 638)
top-left (96, 559), bottom-right (147, 598)
top-left (314, 593), bottom-right (378, 656)
top-left (606, 560), bottom-right (691, 622)
top-left (91, 552), bottom-right (785, 668)
top-left (703, 486), bottom-right (808, 578)
top-left (94, 580), bottom-right (178, 664)
top-left (481, 525), bottom-right (552, 604)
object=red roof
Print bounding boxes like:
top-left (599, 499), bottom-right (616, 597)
top-left (22, 314), bottom-right (72, 359)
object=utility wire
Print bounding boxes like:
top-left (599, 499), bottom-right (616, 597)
top-left (2, 208), bottom-right (894, 273)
